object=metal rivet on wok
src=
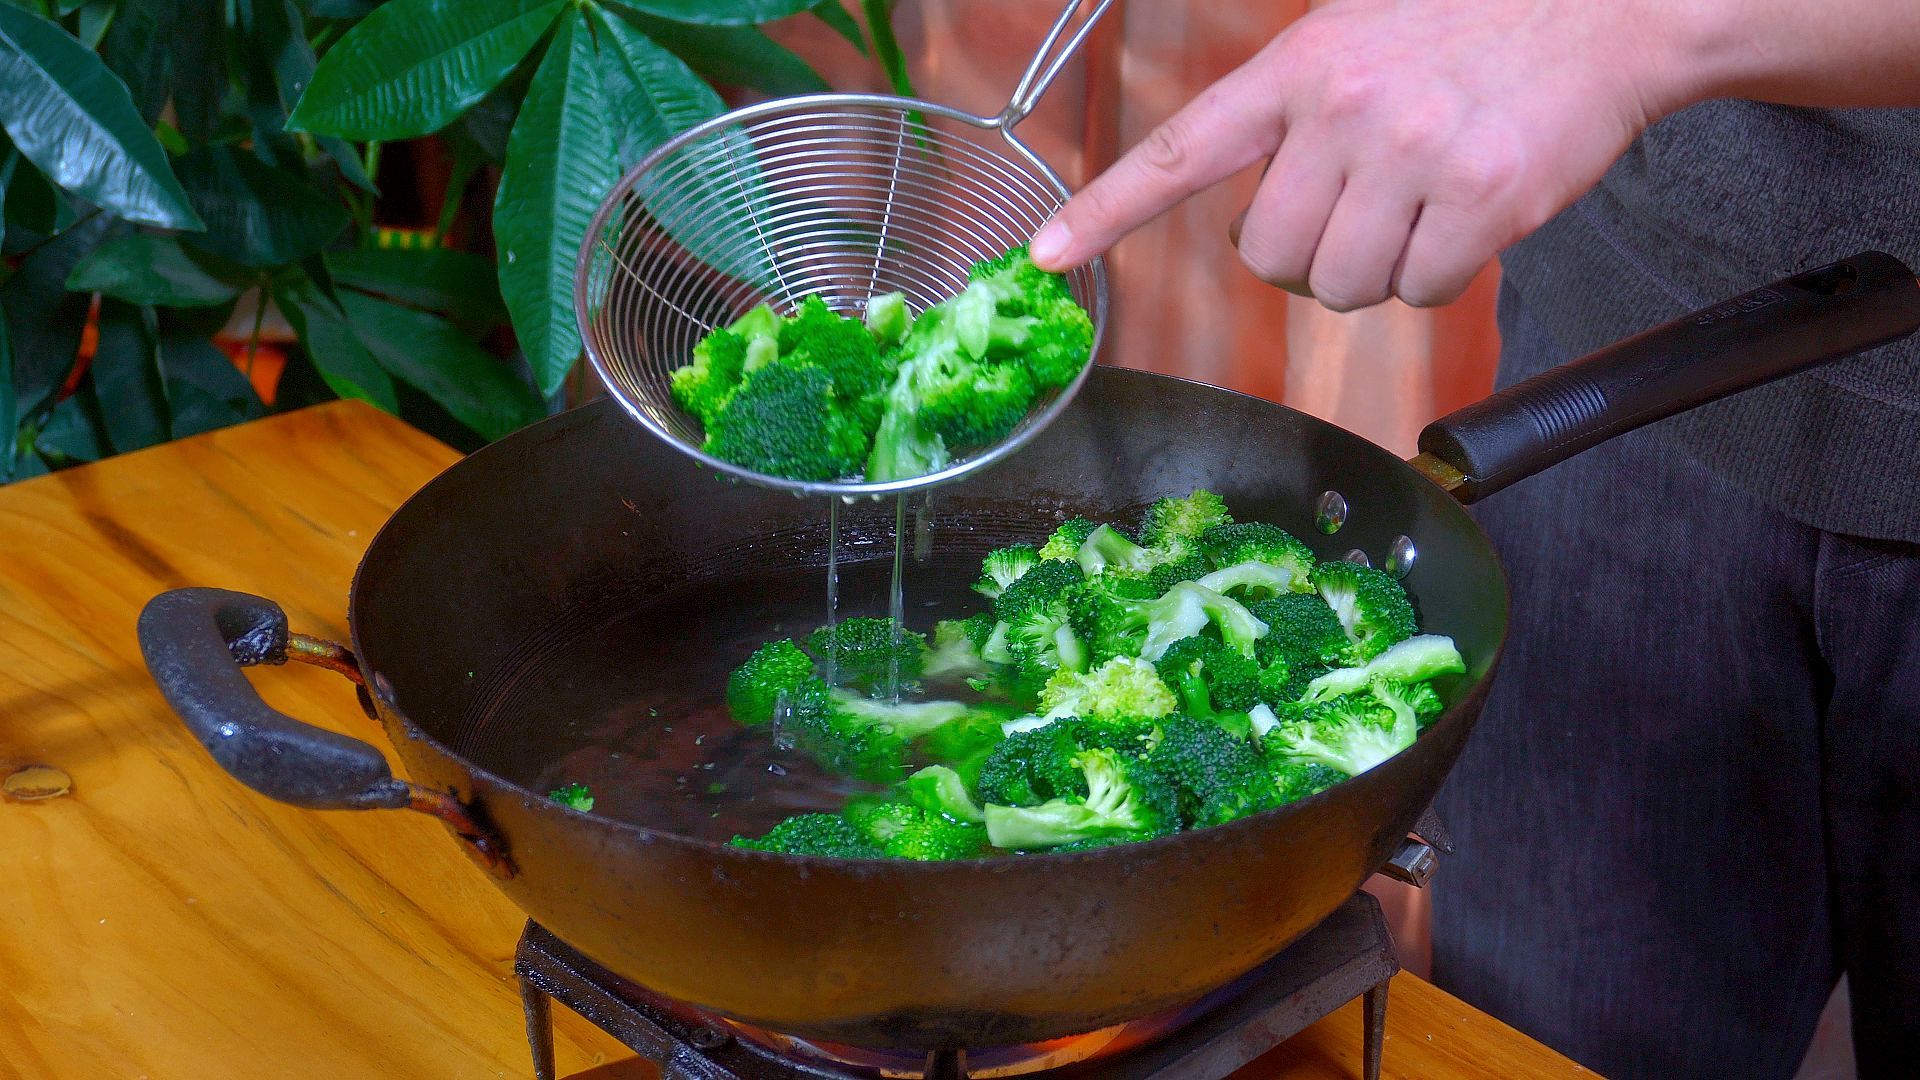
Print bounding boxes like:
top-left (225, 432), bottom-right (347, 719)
top-left (4, 764), bottom-right (72, 802)
top-left (1315, 491), bottom-right (1349, 535)
top-left (688, 1025), bottom-right (731, 1050)
top-left (1342, 549), bottom-right (1371, 568)
top-left (1385, 535), bottom-right (1417, 580)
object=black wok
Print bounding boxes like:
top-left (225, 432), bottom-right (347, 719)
top-left (138, 253), bottom-right (1920, 1051)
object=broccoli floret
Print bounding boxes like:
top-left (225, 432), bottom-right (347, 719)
top-left (992, 557), bottom-right (1086, 624)
top-left (547, 782), bottom-right (594, 812)
top-left (1267, 759), bottom-right (1345, 804)
top-left (918, 359), bottom-right (1037, 447)
top-left (669, 328), bottom-right (747, 426)
top-left (1247, 593), bottom-right (1352, 671)
top-left (903, 764), bottom-right (985, 824)
top-left (1145, 714), bottom-right (1274, 828)
top-left (975, 722), bottom-right (1091, 806)
top-left (1037, 656), bottom-right (1178, 720)
top-left (727, 639), bottom-right (817, 723)
top-left (1405, 680), bottom-right (1446, 728)
top-left (1300, 635), bottom-right (1465, 703)
top-left (778, 683), bottom-right (983, 782)
top-left (1310, 561), bottom-right (1419, 661)
top-left (730, 812), bottom-right (882, 857)
top-left (1140, 491), bottom-right (1232, 549)
top-left (865, 312), bottom-right (958, 481)
top-left (960, 611), bottom-right (999, 650)
top-left (1005, 591), bottom-right (1090, 683)
top-left (983, 748), bottom-right (1179, 851)
top-left (926, 618), bottom-right (992, 679)
top-left (779, 295), bottom-right (897, 404)
top-left (1269, 674), bottom-right (1431, 778)
top-left (1038, 517), bottom-right (1098, 562)
top-left (1074, 524), bottom-right (1157, 576)
top-left (1154, 636), bottom-right (1263, 715)
top-left (1120, 550), bottom-right (1214, 596)
top-left (864, 291), bottom-right (911, 346)
top-left (1199, 522), bottom-right (1316, 587)
top-left (959, 246), bottom-right (1094, 390)
top-left (916, 705), bottom-right (1016, 781)
top-left (1136, 581), bottom-right (1271, 661)
top-left (845, 797), bottom-right (987, 860)
top-left (972, 543), bottom-right (1041, 599)
top-left (805, 617), bottom-right (928, 693)
top-left (1196, 560), bottom-right (1302, 602)
top-left (705, 363), bottom-right (870, 481)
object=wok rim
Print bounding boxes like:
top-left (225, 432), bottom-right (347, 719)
top-left (346, 365), bottom-right (1511, 872)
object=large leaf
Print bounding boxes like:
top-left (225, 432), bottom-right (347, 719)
top-left (591, 7), bottom-right (725, 163)
top-left (286, 0), bottom-right (566, 140)
top-left (92, 299), bottom-right (172, 454)
top-left (72, 0), bottom-right (113, 48)
top-left (325, 247), bottom-right (507, 327)
top-left (1, 211), bottom-right (113, 423)
top-left (309, 0), bottom-right (381, 17)
top-left (494, 7), bottom-right (613, 397)
top-left (336, 290), bottom-right (540, 439)
top-left (272, 268), bottom-right (399, 411)
top-left (608, 6), bottom-right (827, 98)
top-left (234, 0), bottom-right (378, 194)
top-left (33, 382), bottom-right (108, 463)
top-left (810, 0), bottom-right (867, 55)
top-left (0, 5), bottom-right (202, 229)
top-left (99, 0), bottom-right (178, 126)
top-left (174, 145), bottom-right (351, 266)
top-left (171, 0), bottom-right (224, 143)
top-left (860, 0), bottom-right (914, 97)
top-left (609, 0), bottom-right (815, 26)
top-left (68, 232), bottom-right (247, 306)
top-left (162, 330), bottom-right (265, 437)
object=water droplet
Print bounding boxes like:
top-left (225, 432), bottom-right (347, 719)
top-left (1315, 491), bottom-right (1348, 534)
top-left (766, 763), bottom-right (788, 777)
top-left (1385, 535), bottom-right (1417, 579)
top-left (1342, 549), bottom-right (1371, 567)
top-left (4, 765), bottom-right (71, 802)
top-left (217, 722), bottom-right (238, 739)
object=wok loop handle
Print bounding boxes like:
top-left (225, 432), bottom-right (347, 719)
top-left (136, 588), bottom-right (513, 878)
top-left (1416, 250), bottom-right (1920, 504)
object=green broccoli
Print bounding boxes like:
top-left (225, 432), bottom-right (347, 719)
top-left (1073, 524), bottom-right (1159, 576)
top-left (1037, 656), bottom-right (1178, 720)
top-left (669, 305), bottom-right (781, 424)
top-left (918, 354), bottom-right (1039, 448)
top-left (1154, 636), bottom-right (1263, 715)
top-left (972, 543), bottom-right (1041, 599)
top-left (1197, 560), bottom-right (1304, 602)
top-left (1247, 593), bottom-right (1352, 671)
top-left (992, 557), bottom-right (1086, 624)
top-left (1127, 581), bottom-right (1272, 661)
top-left (726, 639), bottom-right (816, 723)
top-left (1038, 517), bottom-right (1098, 562)
top-left (1300, 634), bottom-right (1465, 703)
top-left (1145, 714), bottom-right (1275, 828)
top-left (926, 618), bottom-right (992, 679)
top-left (1268, 674), bottom-right (1427, 777)
top-left (805, 617), bottom-right (928, 692)
top-left (547, 782), bottom-right (594, 812)
top-left (904, 764), bottom-right (985, 823)
top-left (974, 722), bottom-right (1093, 807)
top-left (1310, 561), bottom-right (1419, 661)
top-left (1140, 491), bottom-right (1233, 549)
top-left (983, 748), bottom-right (1179, 851)
top-left (730, 813), bottom-right (882, 857)
top-left (778, 295), bottom-right (896, 403)
top-left (1267, 759), bottom-right (1345, 804)
top-left (845, 796), bottom-right (987, 860)
top-left (959, 246), bottom-right (1094, 390)
top-left (704, 362), bottom-right (870, 481)
top-left (864, 291), bottom-right (911, 346)
top-left (1199, 522), bottom-right (1317, 584)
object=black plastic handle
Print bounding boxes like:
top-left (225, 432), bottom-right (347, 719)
top-left (1417, 251), bottom-right (1920, 503)
top-left (137, 588), bottom-right (411, 811)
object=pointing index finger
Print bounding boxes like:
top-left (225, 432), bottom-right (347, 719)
top-left (1029, 65), bottom-right (1285, 271)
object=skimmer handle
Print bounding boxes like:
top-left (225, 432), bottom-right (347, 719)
top-left (1001, 0), bottom-right (1117, 128)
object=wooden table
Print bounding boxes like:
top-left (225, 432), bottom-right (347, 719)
top-left (0, 402), bottom-right (1592, 1080)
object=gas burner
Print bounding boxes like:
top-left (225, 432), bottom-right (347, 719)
top-left (517, 890), bottom-right (1408, 1080)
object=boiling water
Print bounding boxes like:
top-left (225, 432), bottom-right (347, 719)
top-left (464, 554), bottom-right (986, 844)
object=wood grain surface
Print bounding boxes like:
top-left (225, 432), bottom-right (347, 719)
top-left (0, 402), bottom-right (1592, 1080)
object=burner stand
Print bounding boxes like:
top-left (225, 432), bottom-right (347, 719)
top-left (515, 891), bottom-right (1399, 1080)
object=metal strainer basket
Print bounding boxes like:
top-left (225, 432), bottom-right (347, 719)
top-left (575, 0), bottom-right (1113, 498)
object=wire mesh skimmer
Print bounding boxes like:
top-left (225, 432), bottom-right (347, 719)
top-left (575, 0), bottom-right (1114, 498)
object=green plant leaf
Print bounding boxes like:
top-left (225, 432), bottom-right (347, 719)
top-left (591, 6), bottom-right (725, 161)
top-left (336, 290), bottom-right (541, 439)
top-left (173, 145), bottom-right (351, 266)
top-left (92, 299), bottom-right (172, 454)
top-left (287, 0), bottom-right (566, 140)
top-left (309, 0), bottom-right (381, 17)
top-left (232, 0), bottom-right (379, 195)
top-left (2, 211), bottom-right (112, 423)
top-left (608, 6), bottom-right (827, 97)
top-left (161, 328), bottom-right (265, 436)
top-left (72, 0), bottom-right (114, 47)
top-left (68, 233), bottom-right (248, 306)
top-left (100, 0), bottom-right (175, 125)
top-left (325, 247), bottom-right (507, 327)
top-left (0, 5), bottom-right (203, 229)
top-left (609, 0), bottom-right (815, 26)
top-left (0, 307), bottom-right (15, 478)
top-left (171, 0), bottom-right (224, 143)
top-left (494, 6), bottom-right (613, 397)
top-left (860, 0), bottom-right (914, 97)
top-left (810, 0), bottom-right (867, 55)
top-left (272, 268), bottom-right (399, 411)
top-left (34, 383), bottom-right (109, 463)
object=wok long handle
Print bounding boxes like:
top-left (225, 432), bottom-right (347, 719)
top-left (1415, 250), bottom-right (1920, 504)
top-left (136, 588), bottom-right (513, 876)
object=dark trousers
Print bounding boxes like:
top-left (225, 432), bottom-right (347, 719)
top-left (1430, 282), bottom-right (1920, 1079)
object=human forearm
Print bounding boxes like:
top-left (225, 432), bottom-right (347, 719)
top-left (1670, 0), bottom-right (1920, 112)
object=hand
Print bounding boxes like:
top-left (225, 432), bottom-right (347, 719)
top-left (1028, 0), bottom-right (1703, 311)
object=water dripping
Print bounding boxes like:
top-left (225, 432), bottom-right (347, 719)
top-left (824, 498), bottom-right (840, 689)
top-left (1315, 491), bottom-right (1349, 535)
top-left (913, 493), bottom-right (934, 564)
top-left (887, 494), bottom-right (908, 702)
